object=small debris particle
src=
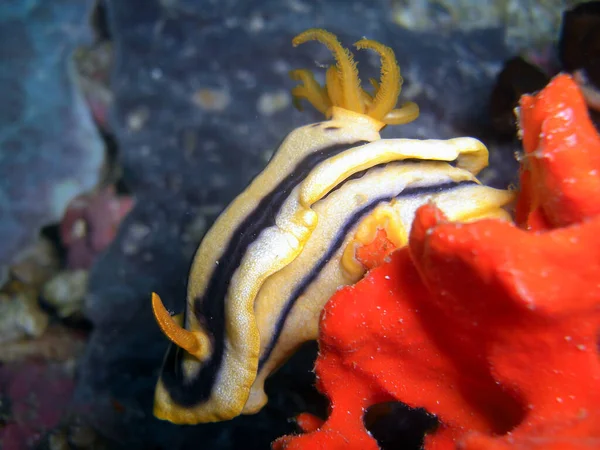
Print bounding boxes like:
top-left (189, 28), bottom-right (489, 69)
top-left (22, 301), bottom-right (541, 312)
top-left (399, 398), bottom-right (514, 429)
top-left (192, 88), bottom-right (231, 111)
top-left (257, 91), bottom-right (291, 116)
top-left (126, 106), bottom-right (150, 131)
top-left (247, 14), bottom-right (265, 32)
top-left (42, 269), bottom-right (89, 318)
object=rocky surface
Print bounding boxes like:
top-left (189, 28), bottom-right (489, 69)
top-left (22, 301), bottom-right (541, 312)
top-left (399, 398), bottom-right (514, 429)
top-left (390, 0), bottom-right (589, 53)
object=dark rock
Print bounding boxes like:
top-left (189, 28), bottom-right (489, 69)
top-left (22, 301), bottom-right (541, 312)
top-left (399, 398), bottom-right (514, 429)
top-left (559, 1), bottom-right (600, 88)
top-left (73, 1), bottom-right (519, 449)
top-left (364, 402), bottom-right (438, 450)
top-left (489, 56), bottom-right (550, 139)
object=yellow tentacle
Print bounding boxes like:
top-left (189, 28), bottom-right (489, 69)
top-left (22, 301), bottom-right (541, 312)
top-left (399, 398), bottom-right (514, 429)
top-left (290, 29), bottom-right (418, 128)
top-left (383, 102), bottom-right (420, 125)
top-left (151, 292), bottom-right (211, 361)
top-left (293, 28), bottom-right (363, 113)
top-left (354, 38), bottom-right (402, 121)
top-left (289, 69), bottom-right (331, 114)
top-left (325, 66), bottom-right (344, 112)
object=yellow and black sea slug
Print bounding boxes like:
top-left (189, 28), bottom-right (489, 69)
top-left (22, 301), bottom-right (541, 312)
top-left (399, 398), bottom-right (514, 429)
top-left (151, 28), bottom-right (514, 424)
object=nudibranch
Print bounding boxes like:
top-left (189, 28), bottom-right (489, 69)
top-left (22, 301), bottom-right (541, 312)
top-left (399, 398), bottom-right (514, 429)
top-left (151, 28), bottom-right (515, 424)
